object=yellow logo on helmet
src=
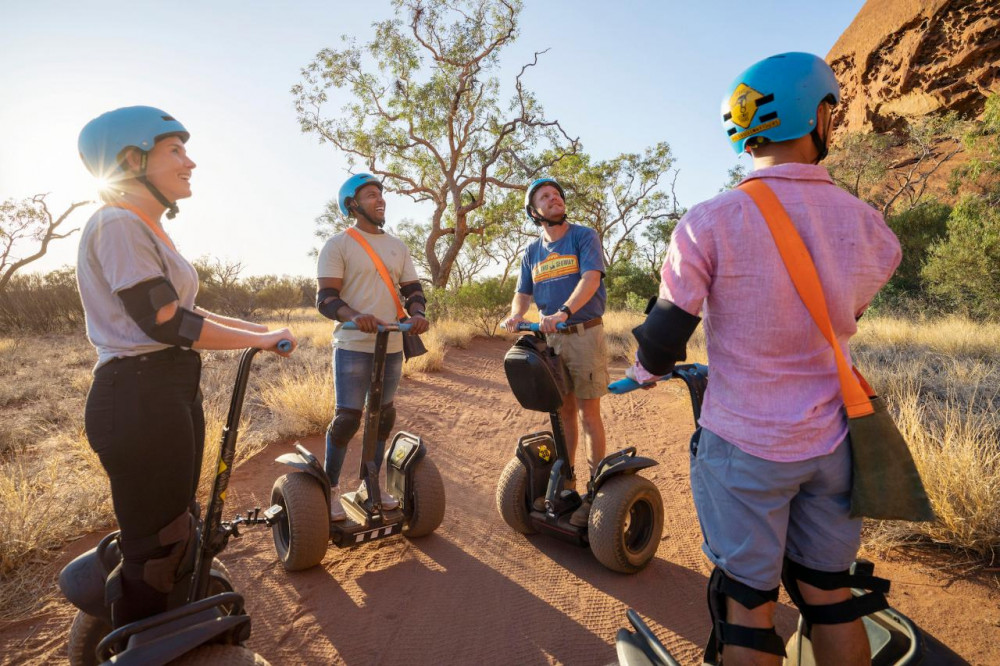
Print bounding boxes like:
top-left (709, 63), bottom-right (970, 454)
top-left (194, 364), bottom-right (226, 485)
top-left (729, 83), bottom-right (765, 129)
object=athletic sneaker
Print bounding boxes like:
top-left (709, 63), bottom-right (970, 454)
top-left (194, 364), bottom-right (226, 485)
top-left (329, 485), bottom-right (346, 522)
top-left (569, 498), bottom-right (591, 528)
top-left (356, 480), bottom-right (399, 509)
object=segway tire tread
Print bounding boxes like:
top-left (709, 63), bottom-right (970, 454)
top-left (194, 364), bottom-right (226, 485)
top-left (271, 473), bottom-right (329, 571)
top-left (67, 610), bottom-right (111, 666)
top-left (170, 643), bottom-right (271, 665)
top-left (496, 457), bottom-right (537, 535)
top-left (588, 474), bottom-right (663, 574)
top-left (404, 457), bottom-right (446, 538)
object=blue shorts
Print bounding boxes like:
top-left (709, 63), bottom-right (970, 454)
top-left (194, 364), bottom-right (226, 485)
top-left (689, 427), bottom-right (862, 591)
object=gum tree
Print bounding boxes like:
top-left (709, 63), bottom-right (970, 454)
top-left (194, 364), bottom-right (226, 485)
top-left (0, 194), bottom-right (90, 294)
top-left (294, 0), bottom-right (578, 287)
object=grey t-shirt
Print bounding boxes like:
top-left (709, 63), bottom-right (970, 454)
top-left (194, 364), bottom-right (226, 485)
top-left (76, 206), bottom-right (200, 369)
top-left (316, 227), bottom-right (418, 354)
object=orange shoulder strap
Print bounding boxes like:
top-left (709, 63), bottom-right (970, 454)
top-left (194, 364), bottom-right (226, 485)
top-left (345, 227), bottom-right (407, 320)
top-left (737, 179), bottom-right (874, 418)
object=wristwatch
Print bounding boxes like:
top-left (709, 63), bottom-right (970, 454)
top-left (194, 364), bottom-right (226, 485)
top-left (558, 305), bottom-right (573, 317)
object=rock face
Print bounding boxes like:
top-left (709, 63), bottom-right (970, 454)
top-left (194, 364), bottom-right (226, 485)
top-left (828, 0), bottom-right (1000, 135)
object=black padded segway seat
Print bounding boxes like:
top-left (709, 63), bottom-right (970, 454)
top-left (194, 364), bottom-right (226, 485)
top-left (504, 334), bottom-right (568, 413)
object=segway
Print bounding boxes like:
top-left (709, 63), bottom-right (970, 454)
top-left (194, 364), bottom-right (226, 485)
top-left (611, 368), bottom-right (966, 666)
top-left (494, 322), bottom-right (665, 574)
top-left (58, 340), bottom-right (292, 666)
top-left (267, 321), bottom-right (445, 571)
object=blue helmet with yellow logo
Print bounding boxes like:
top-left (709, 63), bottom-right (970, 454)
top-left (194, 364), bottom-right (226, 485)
top-left (721, 52), bottom-right (840, 155)
top-left (524, 177), bottom-right (566, 225)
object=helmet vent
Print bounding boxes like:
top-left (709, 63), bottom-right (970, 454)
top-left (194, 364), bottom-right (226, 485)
top-left (161, 115), bottom-right (176, 121)
top-left (759, 112), bottom-right (778, 122)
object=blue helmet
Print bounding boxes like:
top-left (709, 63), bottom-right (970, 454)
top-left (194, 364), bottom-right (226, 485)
top-left (721, 52), bottom-right (840, 155)
top-left (524, 177), bottom-right (565, 223)
top-left (338, 173), bottom-right (384, 217)
top-left (78, 106), bottom-right (189, 181)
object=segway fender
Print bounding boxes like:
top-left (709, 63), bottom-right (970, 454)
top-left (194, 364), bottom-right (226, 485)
top-left (97, 593), bottom-right (250, 666)
top-left (275, 444), bottom-right (330, 504)
top-left (58, 532), bottom-right (120, 621)
top-left (593, 456), bottom-right (657, 490)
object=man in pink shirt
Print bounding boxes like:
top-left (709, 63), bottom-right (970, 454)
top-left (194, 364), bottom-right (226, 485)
top-left (631, 53), bottom-right (900, 665)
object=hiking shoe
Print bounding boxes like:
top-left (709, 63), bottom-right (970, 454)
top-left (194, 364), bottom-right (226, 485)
top-left (329, 485), bottom-right (346, 522)
top-left (569, 498), bottom-right (592, 528)
top-left (357, 481), bottom-right (399, 509)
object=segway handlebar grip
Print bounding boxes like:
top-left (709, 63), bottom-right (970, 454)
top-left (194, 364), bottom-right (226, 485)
top-left (608, 377), bottom-right (657, 394)
top-left (341, 322), bottom-right (412, 333)
top-left (277, 339), bottom-right (293, 352)
top-left (515, 322), bottom-right (569, 332)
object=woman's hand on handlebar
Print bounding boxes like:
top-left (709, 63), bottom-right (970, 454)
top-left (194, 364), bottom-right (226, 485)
top-left (262, 328), bottom-right (296, 356)
top-left (350, 313), bottom-right (387, 334)
top-left (626, 360), bottom-right (662, 389)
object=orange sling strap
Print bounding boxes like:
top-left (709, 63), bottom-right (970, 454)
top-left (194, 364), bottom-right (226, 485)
top-left (107, 203), bottom-right (177, 252)
top-left (738, 179), bottom-right (875, 418)
top-left (345, 227), bottom-right (407, 320)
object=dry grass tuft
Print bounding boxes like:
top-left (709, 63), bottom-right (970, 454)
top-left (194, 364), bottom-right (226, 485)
top-left (854, 314), bottom-right (1000, 560)
top-left (258, 365), bottom-right (336, 439)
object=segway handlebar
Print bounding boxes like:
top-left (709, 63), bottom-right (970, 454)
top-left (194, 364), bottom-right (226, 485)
top-left (341, 321), bottom-right (413, 332)
top-left (515, 322), bottom-right (569, 332)
top-left (608, 363), bottom-right (709, 394)
top-left (276, 339), bottom-right (293, 352)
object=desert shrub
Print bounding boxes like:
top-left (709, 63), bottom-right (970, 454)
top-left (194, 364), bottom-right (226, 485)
top-left (0, 267), bottom-right (84, 333)
top-left (432, 277), bottom-right (514, 337)
top-left (884, 200), bottom-right (951, 295)
top-left (605, 261), bottom-right (657, 311)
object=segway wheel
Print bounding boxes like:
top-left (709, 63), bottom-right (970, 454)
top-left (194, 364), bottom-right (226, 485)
top-left (588, 474), bottom-right (663, 574)
top-left (496, 457), bottom-right (537, 535)
top-left (403, 457), bottom-right (446, 538)
top-left (171, 644), bottom-right (271, 665)
top-left (67, 610), bottom-right (111, 666)
top-left (270, 473), bottom-right (329, 571)
top-left (208, 558), bottom-right (239, 614)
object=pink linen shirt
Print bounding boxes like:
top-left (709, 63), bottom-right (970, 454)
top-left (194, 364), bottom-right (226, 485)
top-left (660, 163), bottom-right (901, 462)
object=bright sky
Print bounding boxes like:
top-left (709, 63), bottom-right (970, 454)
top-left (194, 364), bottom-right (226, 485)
top-left (0, 0), bottom-right (865, 278)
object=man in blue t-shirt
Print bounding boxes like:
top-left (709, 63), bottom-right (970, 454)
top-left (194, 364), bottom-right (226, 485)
top-left (503, 177), bottom-right (609, 527)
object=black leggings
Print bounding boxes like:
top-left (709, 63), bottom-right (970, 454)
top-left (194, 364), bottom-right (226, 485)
top-left (85, 347), bottom-right (204, 626)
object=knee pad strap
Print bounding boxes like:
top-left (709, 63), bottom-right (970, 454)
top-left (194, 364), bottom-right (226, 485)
top-left (782, 558), bottom-right (890, 626)
top-left (121, 511), bottom-right (196, 594)
top-left (704, 568), bottom-right (785, 664)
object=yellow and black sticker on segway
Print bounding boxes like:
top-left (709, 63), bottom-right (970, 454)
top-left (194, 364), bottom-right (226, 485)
top-left (537, 444), bottom-right (552, 462)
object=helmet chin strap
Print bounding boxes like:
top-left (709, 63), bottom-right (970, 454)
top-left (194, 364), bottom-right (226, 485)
top-left (529, 208), bottom-right (567, 227)
top-left (809, 128), bottom-right (829, 164)
top-left (137, 153), bottom-right (180, 219)
top-left (351, 203), bottom-right (385, 229)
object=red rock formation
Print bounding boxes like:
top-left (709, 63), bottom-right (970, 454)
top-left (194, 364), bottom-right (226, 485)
top-left (828, 0), bottom-right (1000, 135)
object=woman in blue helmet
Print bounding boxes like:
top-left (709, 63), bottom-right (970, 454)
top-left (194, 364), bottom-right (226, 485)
top-left (629, 54), bottom-right (901, 665)
top-left (76, 106), bottom-right (297, 627)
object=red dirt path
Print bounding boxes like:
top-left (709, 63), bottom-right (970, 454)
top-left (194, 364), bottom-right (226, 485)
top-left (2, 338), bottom-right (997, 665)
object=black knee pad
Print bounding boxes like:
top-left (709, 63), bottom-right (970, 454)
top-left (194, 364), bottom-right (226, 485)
top-left (377, 402), bottom-right (396, 441)
top-left (329, 407), bottom-right (363, 447)
top-left (118, 510), bottom-right (196, 595)
top-left (781, 558), bottom-right (890, 631)
top-left (703, 567), bottom-right (786, 664)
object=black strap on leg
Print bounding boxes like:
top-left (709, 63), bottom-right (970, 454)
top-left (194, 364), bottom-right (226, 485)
top-left (704, 567), bottom-right (786, 664)
top-left (782, 558), bottom-right (890, 630)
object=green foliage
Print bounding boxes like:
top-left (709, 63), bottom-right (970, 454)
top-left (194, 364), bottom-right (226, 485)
top-left (0, 267), bottom-right (84, 333)
top-left (922, 195), bottom-right (1000, 318)
top-left (884, 200), bottom-right (951, 294)
top-left (719, 162), bottom-right (748, 192)
top-left (950, 94), bottom-right (1000, 205)
top-left (294, 0), bottom-right (578, 287)
top-left (430, 277), bottom-right (514, 336)
top-left (605, 261), bottom-right (657, 311)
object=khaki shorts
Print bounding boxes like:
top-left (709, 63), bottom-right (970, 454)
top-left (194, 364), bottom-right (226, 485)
top-left (547, 323), bottom-right (609, 400)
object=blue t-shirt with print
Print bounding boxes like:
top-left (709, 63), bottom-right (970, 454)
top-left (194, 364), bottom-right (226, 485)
top-left (516, 224), bottom-right (606, 324)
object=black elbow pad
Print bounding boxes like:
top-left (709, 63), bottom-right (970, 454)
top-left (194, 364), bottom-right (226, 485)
top-left (316, 286), bottom-right (349, 322)
top-left (400, 283), bottom-right (426, 313)
top-left (119, 277), bottom-right (204, 346)
top-left (632, 297), bottom-right (701, 375)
